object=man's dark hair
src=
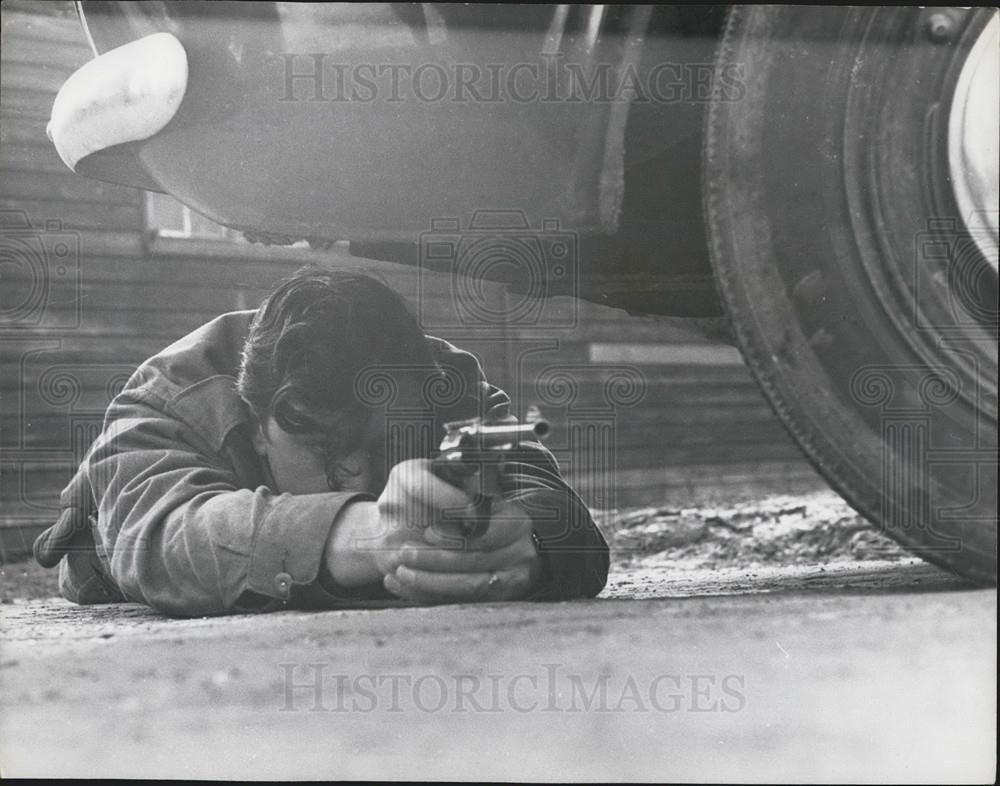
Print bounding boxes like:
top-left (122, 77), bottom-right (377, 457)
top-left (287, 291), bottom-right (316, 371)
top-left (237, 267), bottom-right (435, 471)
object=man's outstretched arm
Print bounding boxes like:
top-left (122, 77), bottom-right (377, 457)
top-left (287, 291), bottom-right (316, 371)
top-left (86, 389), bottom-right (375, 616)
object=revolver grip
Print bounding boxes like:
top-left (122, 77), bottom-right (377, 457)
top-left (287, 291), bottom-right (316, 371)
top-left (430, 454), bottom-right (493, 540)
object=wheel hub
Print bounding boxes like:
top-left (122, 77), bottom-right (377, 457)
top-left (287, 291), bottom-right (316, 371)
top-left (949, 13), bottom-right (999, 271)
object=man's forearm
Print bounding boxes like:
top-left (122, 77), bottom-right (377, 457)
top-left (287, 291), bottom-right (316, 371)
top-left (324, 500), bottom-right (384, 588)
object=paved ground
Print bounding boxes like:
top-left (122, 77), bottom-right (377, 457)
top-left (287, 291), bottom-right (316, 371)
top-left (1, 558), bottom-right (995, 782)
top-left (2, 492), bottom-right (995, 780)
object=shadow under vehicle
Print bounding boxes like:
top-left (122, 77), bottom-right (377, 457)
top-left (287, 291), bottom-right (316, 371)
top-left (48, 3), bottom-right (998, 583)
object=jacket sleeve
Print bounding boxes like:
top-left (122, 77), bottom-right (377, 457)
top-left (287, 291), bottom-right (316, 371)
top-left (501, 448), bottom-right (610, 600)
top-left (86, 387), bottom-right (370, 617)
top-left (433, 340), bottom-right (610, 599)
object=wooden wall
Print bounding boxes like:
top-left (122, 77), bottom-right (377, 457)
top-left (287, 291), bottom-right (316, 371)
top-left (0, 0), bottom-right (824, 559)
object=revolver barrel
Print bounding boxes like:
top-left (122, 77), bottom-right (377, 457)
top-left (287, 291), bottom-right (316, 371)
top-left (437, 417), bottom-right (549, 453)
top-left (431, 416), bottom-right (550, 537)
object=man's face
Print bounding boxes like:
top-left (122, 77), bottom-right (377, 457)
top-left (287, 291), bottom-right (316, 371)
top-left (254, 410), bottom-right (388, 496)
top-left (252, 366), bottom-right (445, 496)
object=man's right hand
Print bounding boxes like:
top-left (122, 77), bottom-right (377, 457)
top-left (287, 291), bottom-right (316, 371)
top-left (371, 458), bottom-right (479, 576)
top-left (324, 458), bottom-right (543, 602)
top-left (323, 458), bottom-right (476, 590)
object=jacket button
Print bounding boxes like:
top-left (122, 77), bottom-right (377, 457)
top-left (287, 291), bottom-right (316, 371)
top-left (274, 572), bottom-right (292, 596)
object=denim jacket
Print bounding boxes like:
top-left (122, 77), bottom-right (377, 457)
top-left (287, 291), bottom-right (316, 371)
top-left (33, 311), bottom-right (609, 616)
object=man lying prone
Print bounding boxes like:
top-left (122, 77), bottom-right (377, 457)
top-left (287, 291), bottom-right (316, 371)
top-left (34, 267), bottom-right (609, 615)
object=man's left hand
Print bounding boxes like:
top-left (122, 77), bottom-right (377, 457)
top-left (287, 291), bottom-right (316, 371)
top-left (383, 499), bottom-right (543, 602)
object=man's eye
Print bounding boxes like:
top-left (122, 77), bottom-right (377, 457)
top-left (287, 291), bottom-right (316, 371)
top-left (275, 408), bottom-right (310, 432)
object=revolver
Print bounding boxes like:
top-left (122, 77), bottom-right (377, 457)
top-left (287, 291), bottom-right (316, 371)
top-left (431, 415), bottom-right (550, 537)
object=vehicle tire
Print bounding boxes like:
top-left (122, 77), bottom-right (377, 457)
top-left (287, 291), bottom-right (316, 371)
top-left (705, 6), bottom-right (998, 583)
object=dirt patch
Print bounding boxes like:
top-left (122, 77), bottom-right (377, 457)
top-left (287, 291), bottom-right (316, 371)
top-left (599, 490), bottom-right (908, 571)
